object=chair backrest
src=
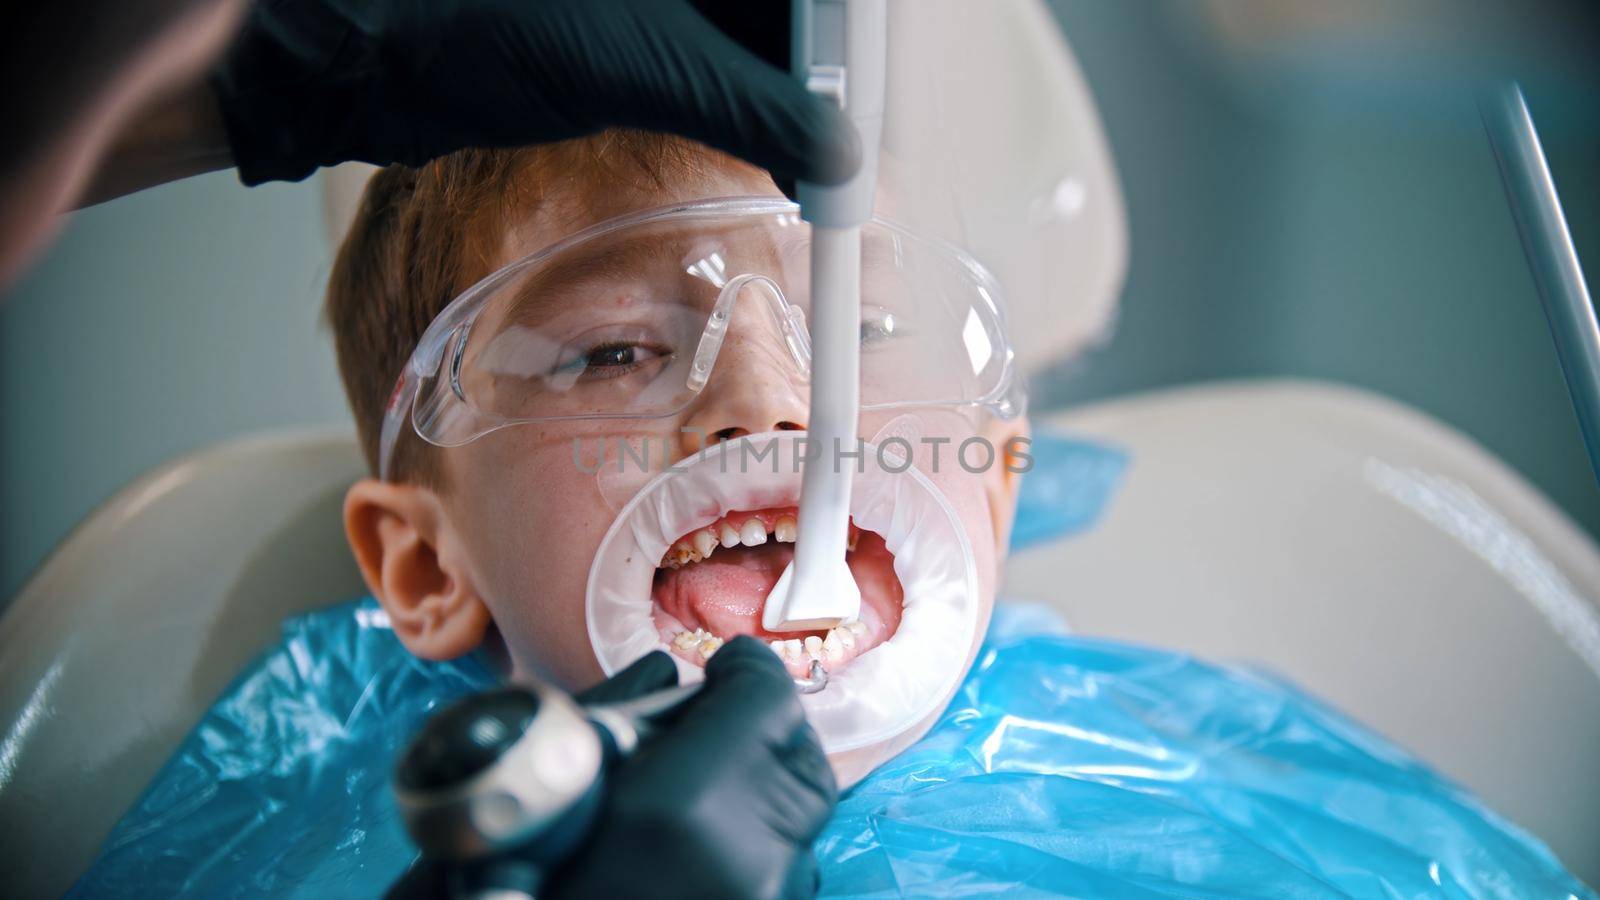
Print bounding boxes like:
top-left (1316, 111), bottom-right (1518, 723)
top-left (1005, 378), bottom-right (1600, 886)
top-left (0, 429), bottom-right (367, 899)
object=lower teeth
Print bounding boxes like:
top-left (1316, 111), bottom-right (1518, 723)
top-left (673, 620), bottom-right (869, 665)
top-left (671, 628), bottom-right (723, 660)
top-left (762, 621), bottom-right (868, 664)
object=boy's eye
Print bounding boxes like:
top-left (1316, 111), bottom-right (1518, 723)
top-left (554, 341), bottom-right (669, 379)
top-left (588, 344), bottom-right (648, 367)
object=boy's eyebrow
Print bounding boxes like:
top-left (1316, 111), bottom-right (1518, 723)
top-left (492, 226), bottom-right (811, 328)
top-left (497, 233), bottom-right (690, 327)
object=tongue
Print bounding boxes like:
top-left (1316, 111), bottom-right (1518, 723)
top-left (653, 542), bottom-right (795, 639)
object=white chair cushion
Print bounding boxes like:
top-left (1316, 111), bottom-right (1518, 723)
top-left (1005, 378), bottom-right (1600, 885)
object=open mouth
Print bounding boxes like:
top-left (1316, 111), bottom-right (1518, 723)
top-left (651, 506), bottom-right (904, 677)
top-left (587, 430), bottom-right (979, 752)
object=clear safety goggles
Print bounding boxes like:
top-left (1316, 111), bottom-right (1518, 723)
top-left (378, 197), bottom-right (1023, 480)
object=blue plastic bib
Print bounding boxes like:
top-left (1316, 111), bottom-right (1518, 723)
top-left (69, 434), bottom-right (1590, 897)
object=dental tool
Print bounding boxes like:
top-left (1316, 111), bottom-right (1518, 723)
top-left (762, 0), bottom-right (887, 633)
top-left (393, 662), bottom-right (828, 887)
top-left (390, 679), bottom-right (691, 899)
top-left (1480, 83), bottom-right (1600, 490)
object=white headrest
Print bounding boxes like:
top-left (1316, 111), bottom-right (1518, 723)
top-left (322, 1), bottom-right (1129, 377)
top-left (881, 0), bottom-right (1128, 376)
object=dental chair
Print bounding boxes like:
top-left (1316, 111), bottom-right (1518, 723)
top-left (1010, 380), bottom-right (1600, 886)
top-left (5, 382), bottom-right (1599, 898)
top-left (4, 2), bottom-right (1597, 895)
top-left (0, 429), bottom-right (369, 896)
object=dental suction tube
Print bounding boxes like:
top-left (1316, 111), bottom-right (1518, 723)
top-left (792, 0), bottom-right (886, 229)
top-left (764, 0), bottom-right (887, 632)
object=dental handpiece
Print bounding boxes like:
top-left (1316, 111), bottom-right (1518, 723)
top-left (392, 663), bottom-right (831, 882)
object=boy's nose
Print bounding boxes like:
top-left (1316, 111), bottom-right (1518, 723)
top-left (677, 336), bottom-right (809, 456)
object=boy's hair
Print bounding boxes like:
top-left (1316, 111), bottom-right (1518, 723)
top-left (325, 131), bottom-right (755, 484)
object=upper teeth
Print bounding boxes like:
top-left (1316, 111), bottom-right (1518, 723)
top-left (739, 519), bottom-right (768, 546)
top-left (692, 530), bottom-right (718, 558)
top-left (660, 513), bottom-right (809, 569)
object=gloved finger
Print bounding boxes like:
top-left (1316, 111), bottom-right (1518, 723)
top-left (705, 631), bottom-right (799, 682)
top-left (774, 719), bottom-right (838, 813)
top-left (742, 721), bottom-right (836, 851)
top-left (575, 650), bottom-right (679, 705)
top-left (693, 638), bottom-right (837, 816)
top-left (642, 4), bottom-right (861, 187)
top-left (695, 636), bottom-right (812, 738)
top-left (688, 0), bottom-right (790, 72)
top-left (383, 856), bottom-right (451, 900)
top-left (685, 1), bottom-right (802, 201)
top-left (778, 850), bottom-right (822, 900)
top-left (623, 636), bottom-right (813, 786)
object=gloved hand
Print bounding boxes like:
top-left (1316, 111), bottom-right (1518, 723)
top-left (547, 637), bottom-right (837, 900)
top-left (209, 0), bottom-right (860, 189)
top-left (387, 638), bottom-right (836, 900)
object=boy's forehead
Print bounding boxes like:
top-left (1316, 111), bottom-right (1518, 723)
top-left (493, 167), bottom-right (783, 270)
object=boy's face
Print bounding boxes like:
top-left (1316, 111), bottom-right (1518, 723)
top-left (351, 161), bottom-right (1026, 783)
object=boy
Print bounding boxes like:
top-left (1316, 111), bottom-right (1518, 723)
top-left (328, 129), bottom-right (1031, 787)
top-left (77, 127), bottom-right (1590, 900)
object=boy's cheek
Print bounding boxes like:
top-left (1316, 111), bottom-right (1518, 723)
top-left (445, 439), bottom-right (616, 689)
top-left (465, 523), bottom-right (610, 688)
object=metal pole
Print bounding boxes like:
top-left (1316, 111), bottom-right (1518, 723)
top-left (1480, 83), bottom-right (1600, 488)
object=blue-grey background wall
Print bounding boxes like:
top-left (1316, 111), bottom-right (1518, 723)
top-left (1034, 1), bottom-right (1600, 541)
top-left (3, 1), bottom-right (1599, 602)
top-left (1, 174), bottom-right (351, 599)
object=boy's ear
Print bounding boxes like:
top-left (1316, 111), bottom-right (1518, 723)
top-left (343, 478), bottom-right (490, 660)
top-left (980, 415), bottom-right (1031, 561)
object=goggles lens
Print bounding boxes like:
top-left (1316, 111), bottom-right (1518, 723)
top-left (385, 199), bottom-right (1017, 475)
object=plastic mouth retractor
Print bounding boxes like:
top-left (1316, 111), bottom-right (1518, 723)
top-left (585, 431), bottom-right (979, 752)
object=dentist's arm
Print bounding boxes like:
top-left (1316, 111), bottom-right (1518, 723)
top-left (76, 79), bottom-right (235, 206)
top-left (5, 0), bottom-right (861, 287)
top-left (0, 0), bottom-right (242, 288)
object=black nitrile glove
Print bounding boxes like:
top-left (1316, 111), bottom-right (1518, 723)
top-left (546, 637), bottom-right (837, 900)
top-left (209, 0), bottom-right (860, 189)
top-left (387, 640), bottom-right (836, 900)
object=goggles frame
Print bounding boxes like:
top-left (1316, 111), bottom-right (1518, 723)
top-left (378, 196), bottom-right (1023, 480)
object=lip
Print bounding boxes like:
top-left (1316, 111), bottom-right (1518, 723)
top-left (648, 506), bottom-right (904, 677)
